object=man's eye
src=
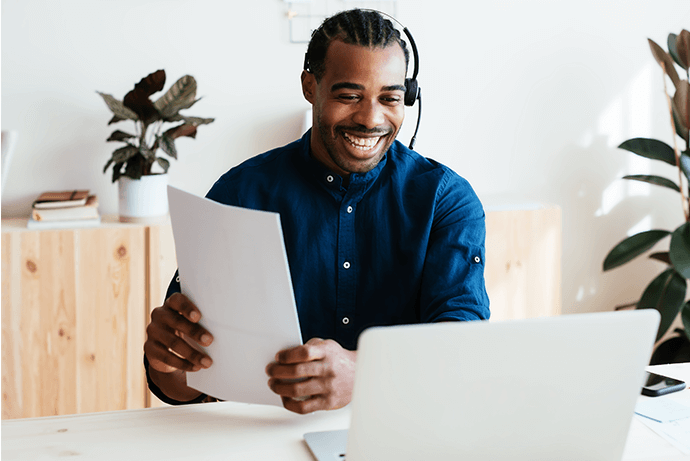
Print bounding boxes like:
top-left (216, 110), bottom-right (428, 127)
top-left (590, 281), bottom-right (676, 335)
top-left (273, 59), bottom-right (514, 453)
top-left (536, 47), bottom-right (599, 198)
top-left (382, 97), bottom-right (401, 104)
top-left (338, 94), bottom-right (358, 101)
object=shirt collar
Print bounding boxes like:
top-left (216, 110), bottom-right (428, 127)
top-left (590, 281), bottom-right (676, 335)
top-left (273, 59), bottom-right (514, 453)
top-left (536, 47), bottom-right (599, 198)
top-left (298, 129), bottom-right (388, 198)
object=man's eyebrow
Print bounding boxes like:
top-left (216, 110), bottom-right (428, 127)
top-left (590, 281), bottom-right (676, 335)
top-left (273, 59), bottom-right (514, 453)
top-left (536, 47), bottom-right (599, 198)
top-left (331, 82), bottom-right (363, 91)
top-left (330, 83), bottom-right (406, 92)
top-left (382, 84), bottom-right (406, 92)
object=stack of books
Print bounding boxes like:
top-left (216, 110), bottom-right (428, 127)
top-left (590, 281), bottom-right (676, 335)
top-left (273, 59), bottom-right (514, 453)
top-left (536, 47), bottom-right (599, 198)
top-left (27, 189), bottom-right (101, 229)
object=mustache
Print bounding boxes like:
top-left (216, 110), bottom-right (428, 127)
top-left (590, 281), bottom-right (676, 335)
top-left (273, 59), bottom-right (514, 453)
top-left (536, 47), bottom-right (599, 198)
top-left (337, 126), bottom-right (391, 136)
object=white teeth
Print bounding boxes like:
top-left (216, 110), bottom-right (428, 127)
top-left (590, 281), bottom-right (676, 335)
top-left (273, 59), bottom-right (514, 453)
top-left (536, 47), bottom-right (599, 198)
top-left (343, 133), bottom-right (380, 150)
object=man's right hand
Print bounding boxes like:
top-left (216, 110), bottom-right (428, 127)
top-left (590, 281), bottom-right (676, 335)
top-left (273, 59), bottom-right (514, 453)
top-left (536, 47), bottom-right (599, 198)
top-left (144, 293), bottom-right (214, 400)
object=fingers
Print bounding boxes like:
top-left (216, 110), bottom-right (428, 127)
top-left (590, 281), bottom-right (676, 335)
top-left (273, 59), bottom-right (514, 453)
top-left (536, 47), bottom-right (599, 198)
top-left (280, 395), bottom-right (330, 415)
top-left (274, 338), bottom-right (327, 364)
top-left (144, 293), bottom-right (214, 374)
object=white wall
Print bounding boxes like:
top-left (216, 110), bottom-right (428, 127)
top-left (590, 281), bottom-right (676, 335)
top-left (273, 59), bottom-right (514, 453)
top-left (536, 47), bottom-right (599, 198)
top-left (3, 0), bottom-right (690, 316)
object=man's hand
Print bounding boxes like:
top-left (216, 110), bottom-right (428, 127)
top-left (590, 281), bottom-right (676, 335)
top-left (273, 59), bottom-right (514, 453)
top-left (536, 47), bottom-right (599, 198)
top-left (144, 293), bottom-right (214, 401)
top-left (266, 338), bottom-right (356, 414)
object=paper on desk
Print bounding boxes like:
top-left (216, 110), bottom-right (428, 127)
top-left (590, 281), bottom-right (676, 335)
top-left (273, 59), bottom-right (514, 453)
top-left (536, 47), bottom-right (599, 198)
top-left (167, 186), bottom-right (303, 406)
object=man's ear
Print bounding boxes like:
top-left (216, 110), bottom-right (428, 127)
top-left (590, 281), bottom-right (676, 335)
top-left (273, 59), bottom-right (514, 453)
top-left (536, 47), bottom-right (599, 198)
top-left (301, 70), bottom-right (316, 104)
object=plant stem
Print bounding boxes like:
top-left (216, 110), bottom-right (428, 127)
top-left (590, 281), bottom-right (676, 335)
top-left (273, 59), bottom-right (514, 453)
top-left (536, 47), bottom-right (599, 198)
top-left (661, 62), bottom-right (689, 221)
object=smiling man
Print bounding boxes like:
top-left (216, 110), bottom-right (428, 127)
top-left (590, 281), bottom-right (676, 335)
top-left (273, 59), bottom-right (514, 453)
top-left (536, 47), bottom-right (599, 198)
top-left (144, 9), bottom-right (490, 414)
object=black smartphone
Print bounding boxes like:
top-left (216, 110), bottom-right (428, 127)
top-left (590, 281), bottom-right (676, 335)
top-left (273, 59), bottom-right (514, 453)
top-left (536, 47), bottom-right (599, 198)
top-left (641, 371), bottom-right (686, 397)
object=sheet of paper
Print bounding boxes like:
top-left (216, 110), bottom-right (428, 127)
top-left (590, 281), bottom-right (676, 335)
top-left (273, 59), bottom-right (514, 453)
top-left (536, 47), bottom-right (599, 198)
top-left (167, 186), bottom-right (303, 406)
top-left (635, 396), bottom-right (690, 423)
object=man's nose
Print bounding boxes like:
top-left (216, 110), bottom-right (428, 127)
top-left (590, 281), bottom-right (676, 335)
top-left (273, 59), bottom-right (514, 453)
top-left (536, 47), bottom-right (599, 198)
top-left (352, 99), bottom-right (386, 129)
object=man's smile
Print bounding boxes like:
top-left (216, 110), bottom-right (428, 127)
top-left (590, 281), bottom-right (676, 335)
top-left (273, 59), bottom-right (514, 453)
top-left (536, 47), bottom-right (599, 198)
top-left (342, 132), bottom-right (382, 151)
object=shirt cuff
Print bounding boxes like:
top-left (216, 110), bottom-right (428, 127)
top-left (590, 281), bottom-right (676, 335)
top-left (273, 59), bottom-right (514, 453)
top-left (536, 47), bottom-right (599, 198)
top-left (143, 354), bottom-right (209, 406)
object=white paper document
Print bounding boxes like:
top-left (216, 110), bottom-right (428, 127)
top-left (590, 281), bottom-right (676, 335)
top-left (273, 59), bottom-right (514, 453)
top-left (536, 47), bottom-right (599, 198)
top-left (167, 186), bottom-right (303, 406)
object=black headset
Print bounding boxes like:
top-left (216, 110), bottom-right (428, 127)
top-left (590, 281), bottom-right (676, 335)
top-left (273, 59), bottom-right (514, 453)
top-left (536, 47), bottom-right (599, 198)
top-left (304, 10), bottom-right (422, 150)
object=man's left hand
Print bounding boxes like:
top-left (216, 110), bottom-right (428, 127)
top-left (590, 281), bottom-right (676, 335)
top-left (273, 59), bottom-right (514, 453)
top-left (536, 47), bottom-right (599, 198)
top-left (266, 338), bottom-right (356, 414)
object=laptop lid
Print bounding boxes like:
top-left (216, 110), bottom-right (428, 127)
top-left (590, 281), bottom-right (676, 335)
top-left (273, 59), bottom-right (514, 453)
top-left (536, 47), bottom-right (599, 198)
top-left (306, 310), bottom-right (659, 461)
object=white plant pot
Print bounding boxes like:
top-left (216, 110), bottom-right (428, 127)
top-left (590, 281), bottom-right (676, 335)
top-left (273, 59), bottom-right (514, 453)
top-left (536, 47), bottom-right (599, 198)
top-left (118, 174), bottom-right (169, 223)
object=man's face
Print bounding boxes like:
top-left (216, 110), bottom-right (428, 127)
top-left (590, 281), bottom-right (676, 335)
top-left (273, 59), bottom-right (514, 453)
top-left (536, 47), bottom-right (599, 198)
top-left (302, 40), bottom-right (407, 177)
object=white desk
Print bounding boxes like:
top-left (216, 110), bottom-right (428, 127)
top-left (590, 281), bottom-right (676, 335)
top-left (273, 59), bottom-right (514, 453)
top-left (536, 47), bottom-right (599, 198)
top-left (3, 363), bottom-right (689, 460)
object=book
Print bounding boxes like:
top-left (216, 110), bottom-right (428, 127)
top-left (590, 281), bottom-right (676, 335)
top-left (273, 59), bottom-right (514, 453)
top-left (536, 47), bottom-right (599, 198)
top-left (26, 216), bottom-right (101, 230)
top-left (31, 195), bottom-right (99, 221)
top-left (33, 190), bottom-right (90, 209)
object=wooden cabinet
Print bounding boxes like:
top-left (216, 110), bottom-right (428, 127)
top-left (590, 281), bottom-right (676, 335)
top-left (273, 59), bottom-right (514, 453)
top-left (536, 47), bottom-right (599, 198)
top-left (1, 205), bottom-right (560, 420)
top-left (484, 204), bottom-right (562, 321)
top-left (1, 217), bottom-right (176, 420)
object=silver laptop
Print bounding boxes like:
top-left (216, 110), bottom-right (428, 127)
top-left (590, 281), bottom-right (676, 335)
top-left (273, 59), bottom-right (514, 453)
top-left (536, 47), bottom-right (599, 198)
top-left (305, 310), bottom-right (659, 461)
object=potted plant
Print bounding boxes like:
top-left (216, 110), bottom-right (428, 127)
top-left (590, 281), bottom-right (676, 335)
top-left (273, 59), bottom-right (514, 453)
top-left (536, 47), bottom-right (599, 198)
top-left (98, 69), bottom-right (214, 222)
top-left (603, 30), bottom-right (690, 363)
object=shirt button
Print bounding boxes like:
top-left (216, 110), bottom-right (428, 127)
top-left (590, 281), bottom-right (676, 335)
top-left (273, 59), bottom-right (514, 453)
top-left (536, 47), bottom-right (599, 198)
top-left (326, 175), bottom-right (334, 183)
top-left (347, 206), bottom-right (353, 213)
top-left (176, 275), bottom-right (180, 283)
top-left (342, 317), bottom-right (350, 325)
top-left (343, 261), bottom-right (351, 269)
top-left (474, 256), bottom-right (481, 263)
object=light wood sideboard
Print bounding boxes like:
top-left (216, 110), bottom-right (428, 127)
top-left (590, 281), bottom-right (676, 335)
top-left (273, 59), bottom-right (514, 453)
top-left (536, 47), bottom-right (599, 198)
top-left (1, 205), bottom-right (561, 420)
top-left (1, 217), bottom-right (176, 420)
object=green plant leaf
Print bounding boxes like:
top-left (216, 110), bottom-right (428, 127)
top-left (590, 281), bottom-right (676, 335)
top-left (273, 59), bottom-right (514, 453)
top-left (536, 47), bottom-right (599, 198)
top-left (164, 123), bottom-right (197, 140)
top-left (110, 144), bottom-right (139, 164)
top-left (156, 157), bottom-right (170, 173)
top-left (123, 154), bottom-right (145, 179)
top-left (680, 152), bottom-right (690, 182)
top-left (673, 80), bottom-right (690, 130)
top-left (107, 130), bottom-right (136, 142)
top-left (622, 174), bottom-right (680, 192)
top-left (670, 222), bottom-right (690, 278)
top-left (681, 302), bottom-right (690, 343)
top-left (159, 134), bottom-right (177, 159)
top-left (604, 230), bottom-right (672, 271)
top-left (165, 114), bottom-right (215, 126)
top-left (650, 251), bottom-right (672, 264)
top-left (649, 38), bottom-right (681, 88)
top-left (618, 138), bottom-right (676, 166)
top-left (668, 33), bottom-right (683, 68)
top-left (637, 268), bottom-right (687, 340)
top-left (111, 162), bottom-right (124, 183)
top-left (154, 75), bottom-right (197, 119)
top-left (676, 29), bottom-right (690, 70)
top-left (97, 92), bottom-right (138, 121)
top-left (673, 105), bottom-right (689, 142)
top-left (139, 145), bottom-right (155, 162)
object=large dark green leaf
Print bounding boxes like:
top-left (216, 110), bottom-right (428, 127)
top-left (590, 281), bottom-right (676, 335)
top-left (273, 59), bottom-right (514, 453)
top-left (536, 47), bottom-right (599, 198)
top-left (674, 106), bottom-right (689, 142)
top-left (107, 130), bottom-right (136, 142)
top-left (618, 138), bottom-right (676, 166)
top-left (681, 302), bottom-right (690, 343)
top-left (110, 144), bottom-right (139, 164)
top-left (622, 174), bottom-right (679, 192)
top-left (156, 157), bottom-right (170, 173)
top-left (670, 222), bottom-right (690, 278)
top-left (165, 114), bottom-right (215, 126)
top-left (673, 80), bottom-right (690, 130)
top-left (637, 268), bottom-right (687, 340)
top-left (159, 134), bottom-right (177, 159)
top-left (649, 38), bottom-right (681, 88)
top-left (680, 152), bottom-right (690, 182)
top-left (97, 92), bottom-right (138, 121)
top-left (604, 230), bottom-right (671, 271)
top-left (111, 162), bottom-right (124, 183)
top-left (123, 70), bottom-right (166, 124)
top-left (668, 33), bottom-right (683, 68)
top-left (676, 29), bottom-right (690, 70)
top-left (154, 75), bottom-right (197, 119)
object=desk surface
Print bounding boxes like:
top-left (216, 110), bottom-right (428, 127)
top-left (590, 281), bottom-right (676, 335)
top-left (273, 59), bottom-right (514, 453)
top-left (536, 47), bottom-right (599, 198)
top-left (3, 363), bottom-right (689, 461)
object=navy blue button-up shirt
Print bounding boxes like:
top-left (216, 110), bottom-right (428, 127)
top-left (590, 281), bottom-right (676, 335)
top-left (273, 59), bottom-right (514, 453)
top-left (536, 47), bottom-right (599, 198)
top-left (165, 130), bottom-right (489, 351)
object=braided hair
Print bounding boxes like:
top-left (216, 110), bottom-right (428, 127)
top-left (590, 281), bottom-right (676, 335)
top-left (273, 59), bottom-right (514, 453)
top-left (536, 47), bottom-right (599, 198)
top-left (304, 9), bottom-right (410, 82)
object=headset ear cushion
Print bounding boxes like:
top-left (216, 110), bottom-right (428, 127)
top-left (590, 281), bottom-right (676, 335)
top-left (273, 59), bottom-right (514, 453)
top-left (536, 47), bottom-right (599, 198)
top-left (405, 78), bottom-right (419, 106)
